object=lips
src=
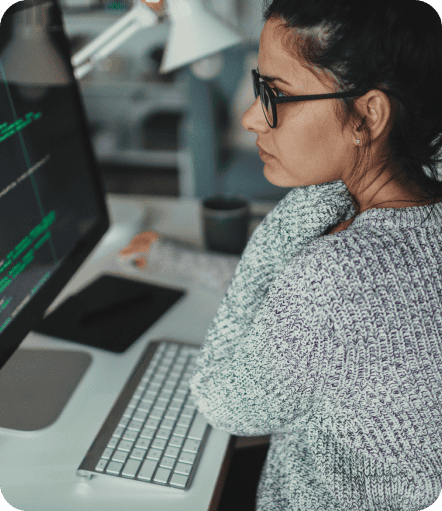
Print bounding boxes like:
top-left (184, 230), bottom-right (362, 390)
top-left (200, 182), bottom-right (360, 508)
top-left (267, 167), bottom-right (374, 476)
top-left (256, 143), bottom-right (271, 155)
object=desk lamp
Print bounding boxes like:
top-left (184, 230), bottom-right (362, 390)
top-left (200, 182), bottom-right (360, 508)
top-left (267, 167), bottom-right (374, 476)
top-left (0, 0), bottom-right (244, 83)
top-left (74, 0), bottom-right (245, 79)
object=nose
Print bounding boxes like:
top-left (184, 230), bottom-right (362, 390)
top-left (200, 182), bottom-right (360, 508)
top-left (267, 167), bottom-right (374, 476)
top-left (241, 97), bottom-right (270, 134)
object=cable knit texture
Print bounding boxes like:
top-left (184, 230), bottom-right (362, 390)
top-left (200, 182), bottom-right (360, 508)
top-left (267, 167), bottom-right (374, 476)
top-left (188, 180), bottom-right (442, 511)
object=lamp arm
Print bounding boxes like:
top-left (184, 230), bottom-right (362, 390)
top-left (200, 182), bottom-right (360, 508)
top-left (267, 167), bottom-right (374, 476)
top-left (71, 2), bottom-right (158, 80)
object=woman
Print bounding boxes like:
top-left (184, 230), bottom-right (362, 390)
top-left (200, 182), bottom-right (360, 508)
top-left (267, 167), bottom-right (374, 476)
top-left (121, 0), bottom-right (442, 509)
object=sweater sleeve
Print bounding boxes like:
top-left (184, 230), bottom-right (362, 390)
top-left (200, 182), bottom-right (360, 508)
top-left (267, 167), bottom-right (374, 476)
top-left (188, 245), bottom-right (332, 436)
top-left (188, 180), bottom-right (356, 434)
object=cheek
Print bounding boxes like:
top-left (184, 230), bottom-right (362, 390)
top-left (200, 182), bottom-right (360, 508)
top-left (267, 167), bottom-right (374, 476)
top-left (277, 105), bottom-right (341, 157)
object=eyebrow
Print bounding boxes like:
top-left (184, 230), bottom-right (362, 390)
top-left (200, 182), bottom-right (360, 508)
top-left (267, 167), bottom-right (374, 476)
top-left (257, 67), bottom-right (293, 87)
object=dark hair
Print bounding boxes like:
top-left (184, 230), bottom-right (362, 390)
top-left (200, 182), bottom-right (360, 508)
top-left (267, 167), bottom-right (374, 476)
top-left (262, 0), bottom-right (442, 221)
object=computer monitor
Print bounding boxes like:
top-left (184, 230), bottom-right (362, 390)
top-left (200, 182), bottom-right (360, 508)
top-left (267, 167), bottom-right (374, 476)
top-left (0, 0), bottom-right (110, 427)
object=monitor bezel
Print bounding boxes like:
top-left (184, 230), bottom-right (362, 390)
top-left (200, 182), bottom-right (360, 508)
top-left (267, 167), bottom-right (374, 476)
top-left (0, 0), bottom-right (110, 370)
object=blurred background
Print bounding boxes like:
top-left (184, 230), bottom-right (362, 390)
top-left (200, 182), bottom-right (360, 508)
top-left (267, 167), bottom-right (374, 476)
top-left (61, 0), bottom-right (288, 202)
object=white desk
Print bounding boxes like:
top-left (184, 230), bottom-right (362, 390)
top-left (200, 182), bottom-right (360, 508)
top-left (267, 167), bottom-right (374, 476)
top-left (0, 194), bottom-right (276, 511)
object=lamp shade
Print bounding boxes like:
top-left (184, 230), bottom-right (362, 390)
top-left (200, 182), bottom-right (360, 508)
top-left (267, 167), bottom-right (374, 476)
top-left (160, 0), bottom-right (243, 74)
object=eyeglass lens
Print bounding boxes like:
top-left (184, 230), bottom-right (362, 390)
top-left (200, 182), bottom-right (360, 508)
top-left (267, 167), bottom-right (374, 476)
top-left (253, 72), bottom-right (274, 127)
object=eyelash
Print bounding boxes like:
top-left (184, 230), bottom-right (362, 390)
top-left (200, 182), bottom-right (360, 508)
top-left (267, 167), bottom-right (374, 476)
top-left (271, 86), bottom-right (287, 98)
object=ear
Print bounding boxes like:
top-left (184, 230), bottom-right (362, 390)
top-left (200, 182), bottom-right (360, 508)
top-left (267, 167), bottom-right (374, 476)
top-left (354, 90), bottom-right (394, 145)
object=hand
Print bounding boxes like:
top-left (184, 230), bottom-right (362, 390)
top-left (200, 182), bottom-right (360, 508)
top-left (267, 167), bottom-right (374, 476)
top-left (140, 0), bottom-right (166, 13)
top-left (118, 231), bottom-right (160, 268)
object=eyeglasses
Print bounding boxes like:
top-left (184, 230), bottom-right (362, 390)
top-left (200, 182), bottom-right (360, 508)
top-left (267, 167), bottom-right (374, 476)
top-left (252, 68), bottom-right (372, 128)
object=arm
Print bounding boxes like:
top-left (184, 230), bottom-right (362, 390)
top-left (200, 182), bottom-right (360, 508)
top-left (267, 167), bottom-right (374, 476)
top-left (189, 247), bottom-right (328, 436)
top-left (191, 180), bottom-right (355, 367)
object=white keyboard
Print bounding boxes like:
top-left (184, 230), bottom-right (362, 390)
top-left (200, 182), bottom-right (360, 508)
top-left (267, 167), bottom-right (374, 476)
top-left (76, 340), bottom-right (210, 490)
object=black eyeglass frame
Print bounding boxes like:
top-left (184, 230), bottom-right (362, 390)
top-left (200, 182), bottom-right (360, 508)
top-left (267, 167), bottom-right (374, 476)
top-left (252, 69), bottom-right (400, 128)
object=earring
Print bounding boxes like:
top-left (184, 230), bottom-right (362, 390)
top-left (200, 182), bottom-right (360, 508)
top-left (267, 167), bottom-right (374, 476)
top-left (356, 139), bottom-right (360, 145)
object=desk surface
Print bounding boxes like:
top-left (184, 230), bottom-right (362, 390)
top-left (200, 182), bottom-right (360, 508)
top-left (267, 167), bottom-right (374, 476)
top-left (0, 194), bottom-right (276, 511)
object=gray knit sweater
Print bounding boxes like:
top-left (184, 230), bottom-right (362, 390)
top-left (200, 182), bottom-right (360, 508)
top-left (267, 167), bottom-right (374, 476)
top-left (188, 180), bottom-right (442, 511)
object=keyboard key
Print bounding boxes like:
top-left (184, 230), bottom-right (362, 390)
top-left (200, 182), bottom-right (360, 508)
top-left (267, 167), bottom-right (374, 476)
top-left (123, 406), bottom-right (134, 418)
top-left (165, 408), bottom-right (179, 420)
top-left (112, 426), bottom-right (125, 438)
top-left (146, 448), bottom-right (162, 461)
top-left (128, 397), bottom-right (139, 408)
top-left (106, 461), bottom-right (123, 475)
top-left (133, 389), bottom-right (143, 399)
top-left (182, 439), bottom-right (201, 454)
top-left (160, 457), bottom-right (176, 470)
top-left (123, 430), bottom-right (138, 442)
top-left (139, 428), bottom-right (155, 440)
top-left (177, 384), bottom-right (188, 394)
top-left (128, 420), bottom-right (143, 432)
top-left (112, 450), bottom-right (128, 464)
top-left (181, 406), bottom-right (195, 418)
top-left (169, 473), bottom-right (188, 488)
top-left (151, 438), bottom-right (167, 450)
top-left (173, 426), bottom-right (188, 438)
top-left (137, 400), bottom-right (153, 413)
top-left (145, 418), bottom-right (160, 429)
top-left (154, 467), bottom-right (171, 484)
top-left (177, 416), bottom-right (192, 428)
top-left (122, 458), bottom-right (142, 478)
top-left (150, 409), bottom-right (164, 420)
top-left (95, 459), bottom-right (107, 472)
top-left (178, 452), bottom-right (196, 465)
top-left (187, 413), bottom-right (208, 441)
top-left (156, 427), bottom-right (171, 440)
top-left (118, 440), bottom-right (134, 452)
top-left (174, 462), bottom-right (192, 476)
top-left (160, 389), bottom-right (173, 399)
top-left (160, 418), bottom-right (175, 430)
top-left (171, 397), bottom-right (185, 408)
top-left (101, 447), bottom-right (114, 459)
top-left (175, 391), bottom-right (187, 401)
top-left (118, 416), bottom-right (130, 428)
top-left (130, 448), bottom-right (147, 460)
top-left (164, 446), bottom-right (180, 458)
top-left (169, 435), bottom-right (184, 448)
top-left (157, 397), bottom-right (169, 407)
top-left (154, 402), bottom-right (167, 412)
top-left (133, 410), bottom-right (148, 421)
top-left (107, 437), bottom-right (118, 449)
top-left (135, 438), bottom-right (151, 450)
top-left (138, 459), bottom-right (157, 481)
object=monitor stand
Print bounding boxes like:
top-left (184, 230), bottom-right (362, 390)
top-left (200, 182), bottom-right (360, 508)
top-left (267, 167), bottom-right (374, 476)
top-left (0, 275), bottom-right (186, 431)
top-left (0, 348), bottom-right (91, 431)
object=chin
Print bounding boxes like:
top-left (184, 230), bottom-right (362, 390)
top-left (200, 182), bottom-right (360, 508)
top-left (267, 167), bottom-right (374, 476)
top-left (263, 163), bottom-right (297, 188)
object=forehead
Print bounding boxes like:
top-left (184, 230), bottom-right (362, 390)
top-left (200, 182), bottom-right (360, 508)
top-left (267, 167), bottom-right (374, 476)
top-left (258, 19), bottom-right (305, 84)
top-left (258, 18), bottom-right (331, 92)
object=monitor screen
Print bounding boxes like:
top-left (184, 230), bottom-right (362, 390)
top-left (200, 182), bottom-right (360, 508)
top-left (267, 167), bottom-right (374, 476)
top-left (0, 0), bottom-right (110, 371)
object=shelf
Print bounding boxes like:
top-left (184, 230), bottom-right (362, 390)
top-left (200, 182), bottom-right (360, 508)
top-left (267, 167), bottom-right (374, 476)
top-left (96, 148), bottom-right (178, 167)
top-left (78, 80), bottom-right (185, 103)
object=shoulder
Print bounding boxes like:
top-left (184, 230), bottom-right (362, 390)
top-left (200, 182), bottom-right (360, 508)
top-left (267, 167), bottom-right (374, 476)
top-left (285, 230), bottom-right (369, 274)
top-left (278, 230), bottom-right (400, 303)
